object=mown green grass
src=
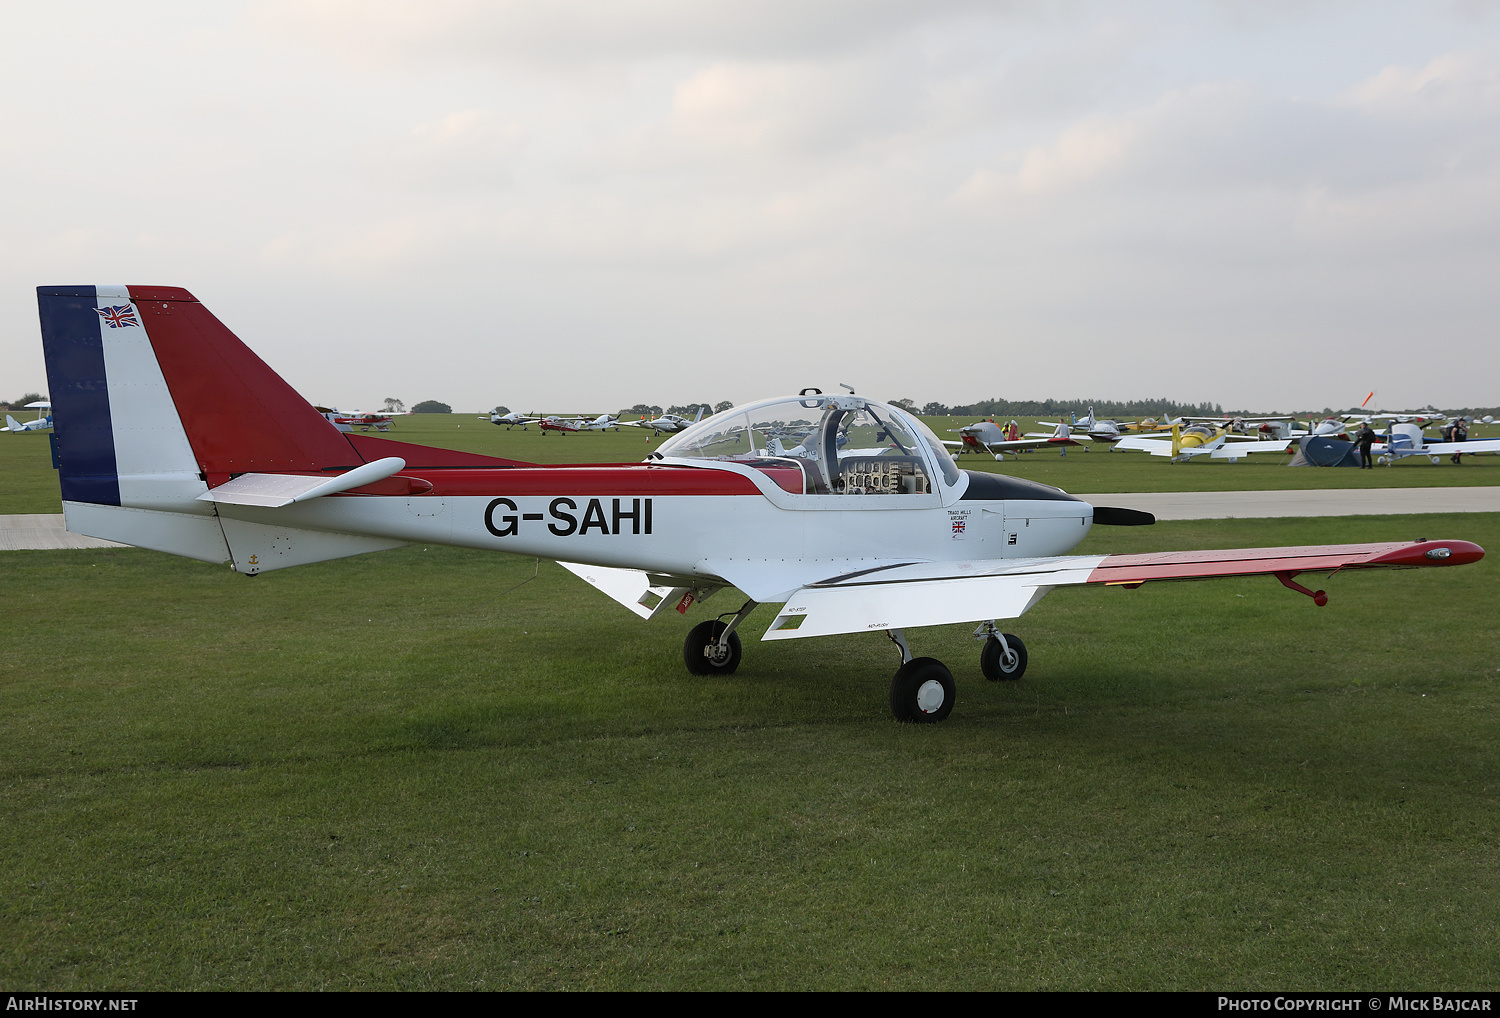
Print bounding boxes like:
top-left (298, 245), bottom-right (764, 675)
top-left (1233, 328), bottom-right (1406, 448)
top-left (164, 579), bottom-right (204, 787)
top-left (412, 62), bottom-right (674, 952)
top-left (2, 513), bottom-right (1496, 989)
top-left (0, 431), bottom-right (63, 514)
top-left (3, 414), bottom-right (1497, 515)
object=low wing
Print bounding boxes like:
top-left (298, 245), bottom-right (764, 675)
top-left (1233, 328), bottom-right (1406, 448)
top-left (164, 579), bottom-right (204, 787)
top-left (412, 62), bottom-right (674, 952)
top-left (1411, 439), bottom-right (1500, 455)
top-left (1112, 436), bottom-right (1176, 456)
top-left (1208, 441), bottom-right (1293, 459)
top-left (763, 540), bottom-right (1483, 641)
top-left (982, 436), bottom-right (1081, 455)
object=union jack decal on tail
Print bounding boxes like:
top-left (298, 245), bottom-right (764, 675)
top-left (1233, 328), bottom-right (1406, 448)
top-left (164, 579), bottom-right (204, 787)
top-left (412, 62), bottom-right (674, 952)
top-left (95, 305), bottom-right (138, 329)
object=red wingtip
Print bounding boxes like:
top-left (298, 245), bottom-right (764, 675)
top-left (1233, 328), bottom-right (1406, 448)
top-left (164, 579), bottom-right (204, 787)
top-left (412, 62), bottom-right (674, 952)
top-left (1364, 540), bottom-right (1485, 568)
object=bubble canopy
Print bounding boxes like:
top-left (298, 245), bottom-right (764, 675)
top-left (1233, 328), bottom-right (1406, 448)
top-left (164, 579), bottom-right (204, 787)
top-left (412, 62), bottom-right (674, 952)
top-left (656, 394), bottom-right (961, 496)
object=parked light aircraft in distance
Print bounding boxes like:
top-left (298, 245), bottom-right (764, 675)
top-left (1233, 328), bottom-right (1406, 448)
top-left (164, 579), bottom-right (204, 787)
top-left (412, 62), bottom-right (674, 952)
top-left (537, 414), bottom-right (620, 435)
top-left (945, 420), bottom-right (1084, 459)
top-left (4, 400), bottom-right (53, 432)
top-left (1112, 422), bottom-right (1293, 463)
top-left (1372, 422), bottom-right (1500, 465)
top-left (316, 407), bottom-right (396, 432)
top-left (1034, 408), bottom-right (1135, 445)
top-left (1179, 415), bottom-right (1296, 441)
top-left (538, 415), bottom-right (582, 435)
top-left (947, 419), bottom-right (1018, 453)
top-left (619, 407), bottom-right (707, 435)
top-left (36, 286), bottom-right (1486, 722)
top-left (485, 411), bottom-right (538, 429)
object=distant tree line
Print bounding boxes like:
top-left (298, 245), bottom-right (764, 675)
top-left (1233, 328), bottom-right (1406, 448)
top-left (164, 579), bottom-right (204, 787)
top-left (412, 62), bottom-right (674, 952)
top-left (615, 402), bottom-right (733, 418)
top-left (891, 396), bottom-right (1228, 418)
top-left (2, 392), bottom-right (45, 411)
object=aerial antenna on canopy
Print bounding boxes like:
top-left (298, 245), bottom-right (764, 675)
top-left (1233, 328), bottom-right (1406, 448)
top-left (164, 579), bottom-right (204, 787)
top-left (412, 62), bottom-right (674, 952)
top-left (839, 383), bottom-right (856, 394)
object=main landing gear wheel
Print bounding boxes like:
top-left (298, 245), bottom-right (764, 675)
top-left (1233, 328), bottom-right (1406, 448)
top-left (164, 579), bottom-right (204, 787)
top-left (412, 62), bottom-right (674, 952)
top-left (683, 620), bottom-right (742, 676)
top-left (889, 657), bottom-right (956, 723)
top-left (980, 634), bottom-right (1027, 681)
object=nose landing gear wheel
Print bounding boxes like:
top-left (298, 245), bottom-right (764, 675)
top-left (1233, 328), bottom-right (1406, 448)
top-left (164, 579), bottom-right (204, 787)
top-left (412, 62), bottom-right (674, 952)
top-left (683, 620), bottom-right (742, 675)
top-left (980, 634), bottom-right (1027, 681)
top-left (889, 657), bottom-right (956, 723)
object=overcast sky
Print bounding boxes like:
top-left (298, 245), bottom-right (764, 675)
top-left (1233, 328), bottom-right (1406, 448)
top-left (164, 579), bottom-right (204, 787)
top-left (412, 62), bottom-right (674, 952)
top-left (2, 1), bottom-right (1497, 413)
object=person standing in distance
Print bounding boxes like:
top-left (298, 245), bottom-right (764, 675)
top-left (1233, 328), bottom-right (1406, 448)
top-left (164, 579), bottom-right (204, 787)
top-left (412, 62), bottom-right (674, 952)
top-left (1357, 421), bottom-right (1376, 469)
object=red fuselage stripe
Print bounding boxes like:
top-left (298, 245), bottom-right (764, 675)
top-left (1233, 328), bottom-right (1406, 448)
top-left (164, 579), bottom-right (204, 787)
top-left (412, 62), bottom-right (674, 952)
top-left (336, 464), bottom-right (763, 497)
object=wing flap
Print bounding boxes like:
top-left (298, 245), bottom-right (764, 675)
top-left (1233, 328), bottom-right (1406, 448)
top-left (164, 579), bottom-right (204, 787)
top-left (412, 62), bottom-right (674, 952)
top-left (1208, 442), bottom-right (1293, 459)
top-left (764, 556), bottom-right (1105, 640)
top-left (556, 560), bottom-right (693, 620)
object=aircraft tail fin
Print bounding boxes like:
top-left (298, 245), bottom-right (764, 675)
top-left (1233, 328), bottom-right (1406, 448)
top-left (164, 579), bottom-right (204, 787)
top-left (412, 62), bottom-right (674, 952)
top-left (3, 415), bottom-right (20, 432)
top-left (38, 286), bottom-right (359, 508)
top-left (34, 286), bottom-right (411, 572)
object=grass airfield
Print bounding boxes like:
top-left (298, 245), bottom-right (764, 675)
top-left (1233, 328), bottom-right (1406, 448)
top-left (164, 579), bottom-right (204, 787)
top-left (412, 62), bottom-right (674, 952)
top-left (1, 414), bottom-right (1497, 989)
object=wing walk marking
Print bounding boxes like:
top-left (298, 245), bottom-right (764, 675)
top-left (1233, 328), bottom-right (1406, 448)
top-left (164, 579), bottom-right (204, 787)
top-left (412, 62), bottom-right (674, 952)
top-left (809, 556), bottom-right (1106, 588)
top-left (809, 561), bottom-right (924, 586)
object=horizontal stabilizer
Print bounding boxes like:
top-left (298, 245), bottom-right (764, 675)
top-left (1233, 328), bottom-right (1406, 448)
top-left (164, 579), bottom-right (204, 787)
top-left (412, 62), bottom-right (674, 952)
top-left (198, 457), bottom-right (406, 508)
top-left (218, 516), bottom-right (406, 574)
top-left (64, 500), bottom-right (231, 564)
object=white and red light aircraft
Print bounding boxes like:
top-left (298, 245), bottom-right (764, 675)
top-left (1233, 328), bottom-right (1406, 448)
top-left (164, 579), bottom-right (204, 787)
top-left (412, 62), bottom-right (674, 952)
top-left (316, 407), bottom-right (397, 432)
top-left (946, 419), bottom-right (1085, 459)
top-left (37, 286), bottom-right (1486, 723)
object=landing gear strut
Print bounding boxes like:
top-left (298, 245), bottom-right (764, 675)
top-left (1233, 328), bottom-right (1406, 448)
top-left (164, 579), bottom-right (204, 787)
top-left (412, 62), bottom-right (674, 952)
top-left (975, 622), bottom-right (1027, 680)
top-left (886, 628), bottom-right (956, 723)
top-left (683, 600), bottom-right (757, 675)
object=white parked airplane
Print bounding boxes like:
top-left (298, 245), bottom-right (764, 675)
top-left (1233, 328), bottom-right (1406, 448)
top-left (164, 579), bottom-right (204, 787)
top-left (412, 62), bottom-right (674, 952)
top-left (1372, 423), bottom-right (1500, 465)
top-left (1035, 408), bottom-right (1133, 445)
top-left (619, 406), bottom-right (707, 435)
top-left (35, 285), bottom-right (1486, 723)
top-left (485, 411), bottom-right (539, 429)
top-left (3, 400), bottom-right (52, 432)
